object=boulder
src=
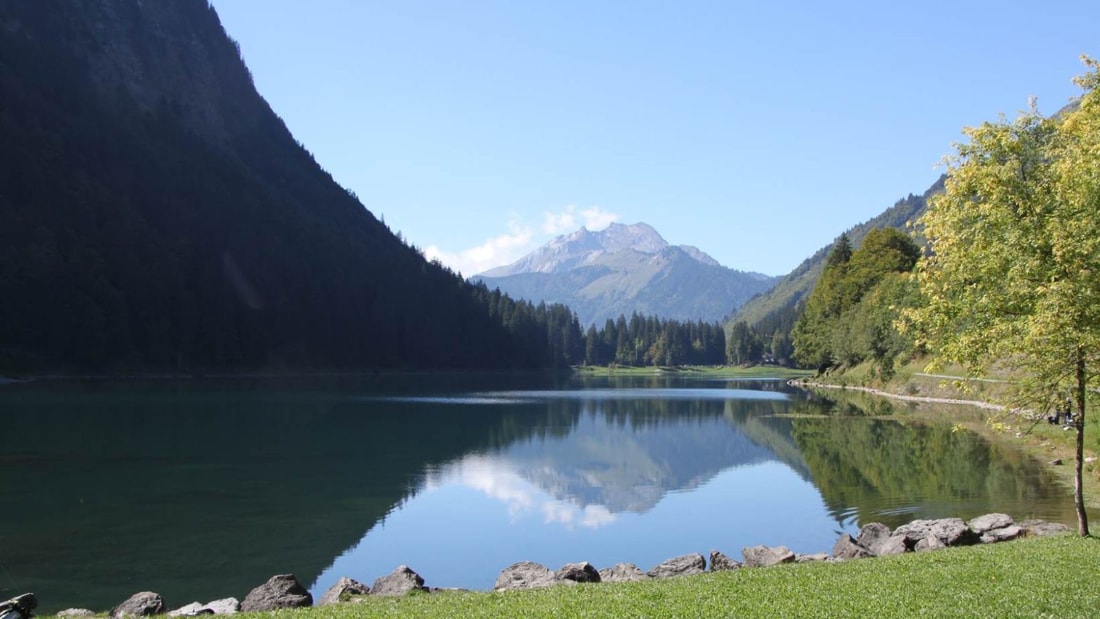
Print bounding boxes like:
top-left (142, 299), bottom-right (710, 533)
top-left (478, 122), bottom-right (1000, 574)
top-left (597, 563), bottom-right (647, 583)
top-left (832, 534), bottom-right (873, 560)
top-left (318, 577), bottom-right (371, 606)
top-left (742, 545), bottom-right (795, 568)
top-left (709, 550), bottom-right (741, 571)
top-left (200, 599), bottom-right (238, 616)
top-left (855, 523), bottom-right (893, 554)
top-left (1019, 519), bottom-right (1072, 537)
top-left (494, 562), bottom-right (556, 591)
top-left (981, 525), bottom-right (1023, 544)
top-left (554, 562), bottom-right (600, 584)
top-left (968, 513), bottom-right (1014, 535)
top-left (894, 518), bottom-right (977, 547)
top-left (371, 565), bottom-right (427, 597)
top-left (167, 603), bottom-right (208, 617)
top-left (875, 535), bottom-right (911, 556)
top-left (646, 553), bottom-right (706, 578)
top-left (58, 610), bottom-right (96, 617)
top-left (914, 535), bottom-right (947, 552)
top-left (240, 574), bottom-right (312, 612)
top-left (795, 553), bottom-right (829, 563)
top-left (111, 592), bottom-right (166, 618)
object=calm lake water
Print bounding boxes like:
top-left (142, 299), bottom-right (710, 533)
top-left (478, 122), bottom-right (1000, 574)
top-left (0, 373), bottom-right (1079, 612)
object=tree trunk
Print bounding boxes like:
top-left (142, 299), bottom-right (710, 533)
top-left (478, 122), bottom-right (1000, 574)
top-left (1075, 348), bottom-right (1090, 536)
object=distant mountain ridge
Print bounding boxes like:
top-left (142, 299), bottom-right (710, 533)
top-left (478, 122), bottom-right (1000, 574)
top-left (475, 222), bottom-right (778, 327)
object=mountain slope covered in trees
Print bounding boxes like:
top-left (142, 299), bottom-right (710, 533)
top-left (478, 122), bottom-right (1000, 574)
top-left (0, 0), bottom-right (567, 372)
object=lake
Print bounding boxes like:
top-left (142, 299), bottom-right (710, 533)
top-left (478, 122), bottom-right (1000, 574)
top-left (0, 373), bottom-right (1079, 613)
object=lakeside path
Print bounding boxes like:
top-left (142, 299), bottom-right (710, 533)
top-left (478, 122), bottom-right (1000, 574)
top-left (791, 379), bottom-right (1009, 412)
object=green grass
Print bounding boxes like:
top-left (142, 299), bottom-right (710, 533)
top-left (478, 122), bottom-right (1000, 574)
top-left (181, 535), bottom-right (1098, 619)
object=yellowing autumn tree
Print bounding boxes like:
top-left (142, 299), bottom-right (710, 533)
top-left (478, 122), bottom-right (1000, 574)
top-left (912, 58), bottom-right (1100, 536)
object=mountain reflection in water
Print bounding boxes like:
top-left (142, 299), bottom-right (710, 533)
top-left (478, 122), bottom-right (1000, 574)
top-left (0, 375), bottom-right (1075, 613)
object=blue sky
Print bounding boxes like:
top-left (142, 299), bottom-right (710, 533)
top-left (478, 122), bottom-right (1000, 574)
top-left (208, 1), bottom-right (1099, 276)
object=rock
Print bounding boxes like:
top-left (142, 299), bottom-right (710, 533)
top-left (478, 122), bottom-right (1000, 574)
top-left (855, 523), bottom-right (892, 554)
top-left (494, 561), bottom-right (556, 591)
top-left (742, 545), bottom-right (796, 568)
top-left (981, 525), bottom-right (1023, 543)
top-left (855, 523), bottom-right (910, 555)
top-left (167, 603), bottom-right (207, 617)
top-left (894, 518), bottom-right (977, 547)
top-left (875, 535), bottom-right (911, 556)
top-left (1019, 519), bottom-right (1072, 537)
top-left (1050, 458), bottom-right (1063, 466)
top-left (240, 574), bottom-right (312, 612)
top-left (597, 563), bottom-right (648, 583)
top-left (795, 553), bottom-right (829, 563)
top-left (372, 565), bottom-right (427, 597)
top-left (111, 592), bottom-right (166, 618)
top-left (646, 553), bottom-right (706, 578)
top-left (968, 513), bottom-right (1014, 534)
top-left (200, 599), bottom-right (238, 616)
top-left (709, 550), bottom-right (741, 571)
top-left (58, 610), bottom-right (96, 617)
top-left (832, 534), bottom-right (873, 560)
top-left (1086, 457), bottom-right (1098, 464)
top-left (554, 562), bottom-right (600, 584)
top-left (318, 577), bottom-right (371, 606)
top-left (914, 535), bottom-right (947, 552)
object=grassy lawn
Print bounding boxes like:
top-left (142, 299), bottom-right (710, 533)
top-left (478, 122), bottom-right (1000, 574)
top-left (187, 535), bottom-right (1098, 619)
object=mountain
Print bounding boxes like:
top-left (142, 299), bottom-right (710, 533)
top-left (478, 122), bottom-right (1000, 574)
top-left (729, 177), bottom-right (944, 332)
top-left (0, 0), bottom-right (544, 372)
top-left (475, 223), bottom-right (779, 327)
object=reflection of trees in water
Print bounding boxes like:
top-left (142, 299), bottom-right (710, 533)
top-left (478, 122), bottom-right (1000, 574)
top-left (785, 391), bottom-right (1072, 528)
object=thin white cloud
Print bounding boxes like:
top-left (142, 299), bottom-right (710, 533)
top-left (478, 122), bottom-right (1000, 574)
top-left (542, 205), bottom-right (619, 235)
top-left (426, 205), bottom-right (620, 276)
top-left (425, 219), bottom-right (533, 277)
top-left (581, 206), bottom-right (619, 230)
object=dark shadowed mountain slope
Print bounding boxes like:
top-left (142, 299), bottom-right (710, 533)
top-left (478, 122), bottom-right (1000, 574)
top-left (0, 0), bottom-right (543, 372)
top-left (730, 176), bottom-right (944, 331)
top-left (475, 223), bottom-right (778, 327)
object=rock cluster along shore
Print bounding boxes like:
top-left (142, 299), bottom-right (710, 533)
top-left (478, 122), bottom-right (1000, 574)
top-left (55, 515), bottom-right (1069, 617)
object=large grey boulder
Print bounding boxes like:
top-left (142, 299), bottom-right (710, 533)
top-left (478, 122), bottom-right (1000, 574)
top-left (855, 523), bottom-right (892, 553)
top-left (894, 518), bottom-right (977, 547)
top-left (709, 550), bottom-right (741, 571)
top-left (318, 577), bottom-right (371, 606)
top-left (1019, 519), bottom-right (1072, 537)
top-left (554, 562), bottom-right (601, 584)
top-left (58, 610), bottom-right (96, 617)
top-left (646, 553), bottom-right (706, 578)
top-left (981, 525), bottom-right (1023, 543)
top-left (832, 534), bottom-right (873, 560)
top-left (968, 513), bottom-right (1014, 535)
top-left (795, 553), bottom-right (830, 563)
top-left (914, 534), bottom-right (947, 552)
top-left (240, 574), bottom-right (312, 612)
top-left (875, 535), bottom-right (911, 556)
top-left (167, 603), bottom-right (208, 617)
top-left (200, 599), bottom-right (238, 616)
top-left (372, 565), bottom-right (427, 597)
top-left (111, 592), bottom-right (166, 618)
top-left (598, 563), bottom-right (648, 583)
top-left (494, 561), bottom-right (556, 591)
top-left (742, 545), bottom-right (795, 568)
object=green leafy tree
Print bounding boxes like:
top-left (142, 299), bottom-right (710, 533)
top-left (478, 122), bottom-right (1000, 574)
top-left (910, 58), bottom-right (1100, 536)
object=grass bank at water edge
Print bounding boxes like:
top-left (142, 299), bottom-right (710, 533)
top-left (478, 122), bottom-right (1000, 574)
top-left (82, 535), bottom-right (1093, 619)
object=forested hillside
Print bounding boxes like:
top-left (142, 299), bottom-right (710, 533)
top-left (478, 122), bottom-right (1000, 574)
top-left (0, 0), bottom-right (568, 372)
top-left (725, 177), bottom-right (943, 366)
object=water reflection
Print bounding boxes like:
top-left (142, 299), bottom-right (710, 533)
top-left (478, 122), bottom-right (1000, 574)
top-left (0, 375), bottom-right (1077, 613)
